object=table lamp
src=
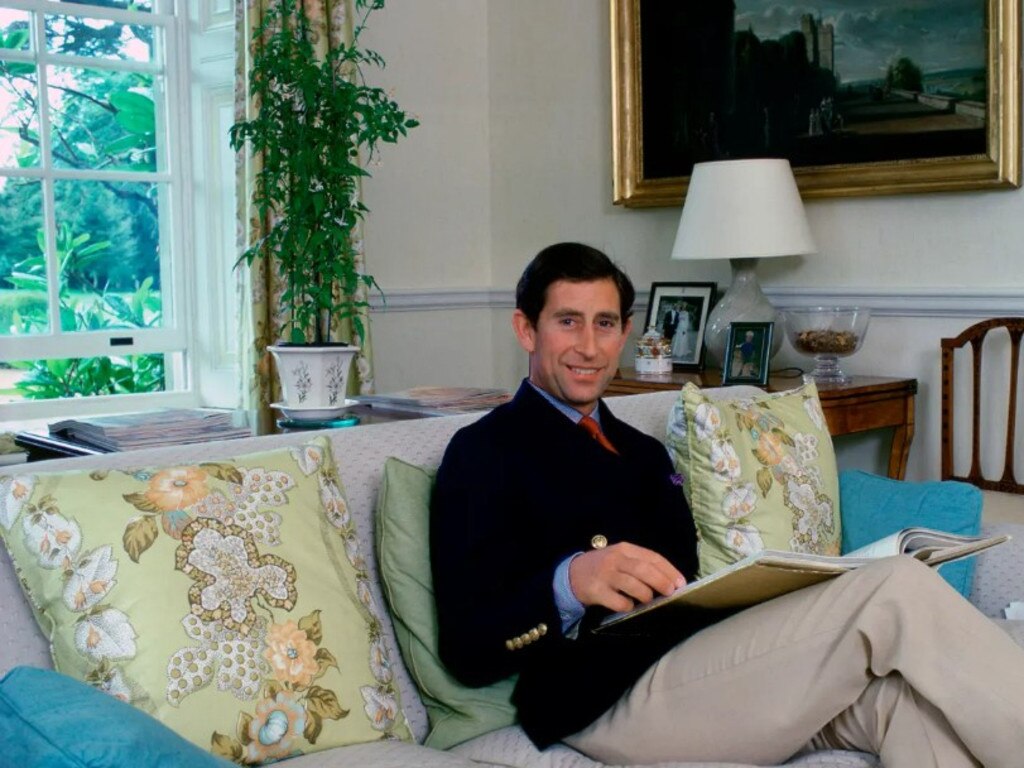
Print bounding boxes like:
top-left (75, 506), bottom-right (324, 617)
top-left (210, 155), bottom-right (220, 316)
top-left (670, 158), bottom-right (816, 368)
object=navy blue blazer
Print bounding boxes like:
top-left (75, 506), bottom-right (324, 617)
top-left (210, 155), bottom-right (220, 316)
top-left (430, 381), bottom-right (722, 747)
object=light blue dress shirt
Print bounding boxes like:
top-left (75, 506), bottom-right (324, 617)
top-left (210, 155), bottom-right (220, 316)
top-left (526, 381), bottom-right (592, 635)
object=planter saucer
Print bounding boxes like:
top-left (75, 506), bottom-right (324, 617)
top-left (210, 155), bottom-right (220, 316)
top-left (271, 399), bottom-right (359, 421)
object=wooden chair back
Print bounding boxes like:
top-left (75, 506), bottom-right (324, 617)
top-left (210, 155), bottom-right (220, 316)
top-left (941, 318), bottom-right (1024, 493)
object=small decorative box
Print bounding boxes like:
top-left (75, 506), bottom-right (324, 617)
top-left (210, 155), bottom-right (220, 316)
top-left (635, 326), bottom-right (673, 374)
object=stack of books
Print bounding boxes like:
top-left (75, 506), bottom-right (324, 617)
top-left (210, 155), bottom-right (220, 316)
top-left (356, 387), bottom-right (512, 416)
top-left (48, 409), bottom-right (252, 453)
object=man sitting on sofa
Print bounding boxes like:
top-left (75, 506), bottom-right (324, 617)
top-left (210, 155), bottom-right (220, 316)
top-left (430, 242), bottom-right (1024, 768)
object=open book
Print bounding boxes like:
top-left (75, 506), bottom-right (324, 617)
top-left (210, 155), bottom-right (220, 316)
top-left (595, 528), bottom-right (1010, 634)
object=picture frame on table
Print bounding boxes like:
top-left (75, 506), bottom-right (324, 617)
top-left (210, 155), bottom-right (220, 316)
top-left (610, 0), bottom-right (1021, 207)
top-left (643, 282), bottom-right (717, 370)
top-left (722, 321), bottom-right (774, 386)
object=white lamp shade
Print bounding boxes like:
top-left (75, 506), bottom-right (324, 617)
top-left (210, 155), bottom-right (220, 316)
top-left (671, 158), bottom-right (816, 261)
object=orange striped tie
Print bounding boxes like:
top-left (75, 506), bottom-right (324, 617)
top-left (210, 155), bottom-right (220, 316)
top-left (579, 415), bottom-right (618, 455)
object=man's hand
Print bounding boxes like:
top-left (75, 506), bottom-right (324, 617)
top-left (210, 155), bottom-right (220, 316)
top-left (568, 542), bottom-right (686, 613)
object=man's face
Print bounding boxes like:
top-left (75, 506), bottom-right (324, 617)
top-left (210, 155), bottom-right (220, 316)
top-left (512, 278), bottom-right (632, 415)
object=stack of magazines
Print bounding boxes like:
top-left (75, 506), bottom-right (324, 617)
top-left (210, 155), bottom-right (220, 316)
top-left (356, 387), bottom-right (512, 416)
top-left (49, 409), bottom-right (252, 452)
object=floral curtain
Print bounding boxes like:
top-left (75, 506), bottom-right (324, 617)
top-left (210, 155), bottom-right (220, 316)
top-left (234, 0), bottom-right (376, 432)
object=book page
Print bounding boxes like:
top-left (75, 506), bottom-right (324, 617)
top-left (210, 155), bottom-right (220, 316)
top-left (844, 531), bottom-right (903, 560)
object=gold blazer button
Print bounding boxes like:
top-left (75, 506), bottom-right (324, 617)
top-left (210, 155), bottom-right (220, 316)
top-left (528, 628), bottom-right (540, 641)
top-left (591, 534), bottom-right (608, 549)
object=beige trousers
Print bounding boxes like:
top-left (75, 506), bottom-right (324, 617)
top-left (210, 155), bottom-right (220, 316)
top-left (565, 557), bottom-right (1024, 768)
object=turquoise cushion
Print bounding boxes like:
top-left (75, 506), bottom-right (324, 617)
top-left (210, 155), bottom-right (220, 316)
top-left (0, 667), bottom-right (230, 767)
top-left (839, 470), bottom-right (983, 596)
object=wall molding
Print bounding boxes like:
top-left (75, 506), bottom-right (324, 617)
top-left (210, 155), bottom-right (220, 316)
top-left (369, 289), bottom-right (513, 312)
top-left (370, 286), bottom-right (1024, 318)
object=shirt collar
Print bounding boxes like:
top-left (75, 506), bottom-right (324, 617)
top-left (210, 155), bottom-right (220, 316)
top-left (525, 379), bottom-right (601, 427)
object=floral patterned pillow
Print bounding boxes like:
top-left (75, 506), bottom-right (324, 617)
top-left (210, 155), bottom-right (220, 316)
top-left (668, 382), bottom-right (841, 577)
top-left (0, 438), bottom-right (411, 764)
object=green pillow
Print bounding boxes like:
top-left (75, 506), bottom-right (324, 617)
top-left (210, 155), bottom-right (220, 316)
top-left (0, 438), bottom-right (411, 765)
top-left (668, 382), bottom-right (841, 577)
top-left (375, 457), bottom-right (517, 749)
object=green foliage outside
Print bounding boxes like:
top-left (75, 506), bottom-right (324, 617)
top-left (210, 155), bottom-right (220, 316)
top-left (4, 223), bottom-right (165, 399)
top-left (229, 0), bottom-right (417, 344)
top-left (0, 11), bottom-right (165, 400)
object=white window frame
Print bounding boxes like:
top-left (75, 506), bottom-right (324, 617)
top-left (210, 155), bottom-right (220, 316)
top-left (0, 0), bottom-right (201, 420)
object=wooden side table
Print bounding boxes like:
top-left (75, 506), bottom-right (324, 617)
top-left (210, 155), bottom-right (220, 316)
top-left (606, 368), bottom-right (918, 480)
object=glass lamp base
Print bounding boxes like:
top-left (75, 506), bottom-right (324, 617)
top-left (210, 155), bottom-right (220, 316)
top-left (803, 354), bottom-right (850, 385)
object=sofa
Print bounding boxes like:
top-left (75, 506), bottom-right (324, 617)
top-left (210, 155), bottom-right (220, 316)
top-left (2, 388), bottom-right (1023, 768)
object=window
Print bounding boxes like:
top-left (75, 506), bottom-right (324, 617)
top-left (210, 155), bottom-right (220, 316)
top-left (0, 0), bottom-right (199, 418)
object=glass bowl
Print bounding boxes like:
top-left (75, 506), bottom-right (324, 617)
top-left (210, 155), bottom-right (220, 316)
top-left (781, 306), bottom-right (871, 384)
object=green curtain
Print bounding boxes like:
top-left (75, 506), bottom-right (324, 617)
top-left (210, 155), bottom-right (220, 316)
top-left (234, 0), bottom-right (376, 431)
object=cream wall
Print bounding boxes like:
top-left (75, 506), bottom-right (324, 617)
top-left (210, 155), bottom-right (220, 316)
top-left (361, 0), bottom-right (1024, 482)
top-left (360, 1), bottom-right (497, 388)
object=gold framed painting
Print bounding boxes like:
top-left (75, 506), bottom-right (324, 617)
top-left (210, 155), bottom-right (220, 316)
top-left (611, 0), bottom-right (1021, 207)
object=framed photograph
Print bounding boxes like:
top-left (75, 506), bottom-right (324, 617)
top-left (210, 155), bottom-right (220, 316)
top-left (643, 282), bottom-right (717, 370)
top-left (723, 322), bottom-right (774, 386)
top-left (611, 0), bottom-right (1021, 206)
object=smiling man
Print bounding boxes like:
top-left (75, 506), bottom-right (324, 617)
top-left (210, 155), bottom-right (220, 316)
top-left (431, 242), bottom-right (702, 745)
top-left (429, 242), bottom-right (1024, 767)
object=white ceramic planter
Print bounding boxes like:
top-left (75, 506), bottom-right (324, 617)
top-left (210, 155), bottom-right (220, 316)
top-left (268, 344), bottom-right (360, 408)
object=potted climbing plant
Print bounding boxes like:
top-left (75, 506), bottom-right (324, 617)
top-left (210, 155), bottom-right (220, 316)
top-left (229, 0), bottom-right (417, 411)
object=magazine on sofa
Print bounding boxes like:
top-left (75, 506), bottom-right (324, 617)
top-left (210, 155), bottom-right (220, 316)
top-left (595, 528), bottom-right (1010, 634)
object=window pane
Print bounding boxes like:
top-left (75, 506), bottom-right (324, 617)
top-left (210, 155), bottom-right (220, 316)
top-left (53, 178), bottom-right (163, 332)
top-left (0, 352), bottom-right (167, 402)
top-left (46, 14), bottom-right (155, 63)
top-left (0, 9), bottom-right (31, 50)
top-left (0, 13), bottom-right (40, 169)
top-left (0, 177), bottom-right (47, 335)
top-left (48, 0), bottom-right (153, 14)
top-left (48, 65), bottom-right (161, 171)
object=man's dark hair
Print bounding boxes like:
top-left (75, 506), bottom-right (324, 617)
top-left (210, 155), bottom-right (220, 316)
top-left (515, 242), bottom-right (635, 326)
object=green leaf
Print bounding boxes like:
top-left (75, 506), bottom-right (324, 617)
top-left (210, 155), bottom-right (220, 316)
top-left (303, 710), bottom-right (323, 744)
top-left (123, 492), bottom-right (162, 514)
top-left (306, 685), bottom-right (348, 721)
top-left (110, 91), bottom-right (156, 137)
top-left (3, 30), bottom-right (29, 50)
top-left (198, 462), bottom-right (244, 485)
top-left (110, 90), bottom-right (155, 119)
top-left (122, 514), bottom-right (159, 562)
top-left (210, 732), bottom-right (243, 762)
top-left (1, 61), bottom-right (34, 76)
top-left (237, 712), bottom-right (253, 745)
top-left (298, 609), bottom-right (323, 645)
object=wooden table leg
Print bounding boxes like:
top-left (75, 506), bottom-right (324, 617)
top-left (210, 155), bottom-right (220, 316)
top-left (886, 395), bottom-right (916, 480)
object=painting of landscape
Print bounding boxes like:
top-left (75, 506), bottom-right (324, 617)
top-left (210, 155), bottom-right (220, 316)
top-left (638, 0), bottom-right (988, 178)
